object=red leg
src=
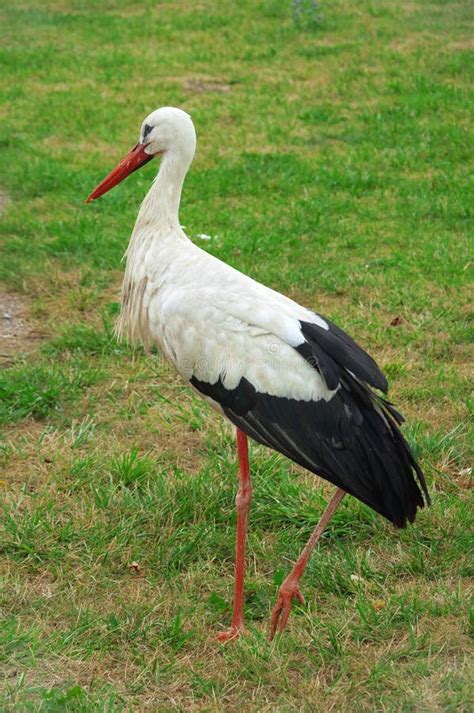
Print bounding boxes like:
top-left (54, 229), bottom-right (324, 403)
top-left (217, 429), bottom-right (252, 642)
top-left (269, 487), bottom-right (346, 640)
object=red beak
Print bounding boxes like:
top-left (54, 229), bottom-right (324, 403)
top-left (85, 143), bottom-right (154, 203)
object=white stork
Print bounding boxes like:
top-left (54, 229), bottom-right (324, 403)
top-left (86, 107), bottom-right (430, 642)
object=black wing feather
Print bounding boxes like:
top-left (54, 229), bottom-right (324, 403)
top-left (190, 313), bottom-right (429, 528)
top-left (298, 318), bottom-right (388, 393)
top-left (191, 372), bottom-right (429, 529)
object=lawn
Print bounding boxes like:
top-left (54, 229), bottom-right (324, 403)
top-left (0, 0), bottom-right (472, 710)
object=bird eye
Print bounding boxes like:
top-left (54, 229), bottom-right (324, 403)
top-left (143, 124), bottom-right (153, 140)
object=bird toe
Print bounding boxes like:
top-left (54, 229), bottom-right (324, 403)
top-left (269, 582), bottom-right (305, 640)
top-left (216, 625), bottom-right (244, 643)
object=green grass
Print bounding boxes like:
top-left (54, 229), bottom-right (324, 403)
top-left (0, 0), bottom-right (473, 710)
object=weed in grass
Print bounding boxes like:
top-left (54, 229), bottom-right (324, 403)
top-left (292, 0), bottom-right (323, 30)
top-left (110, 448), bottom-right (153, 489)
top-left (0, 363), bottom-right (84, 423)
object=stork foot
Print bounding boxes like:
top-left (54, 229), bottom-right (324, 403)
top-left (269, 579), bottom-right (305, 640)
top-left (216, 625), bottom-right (244, 643)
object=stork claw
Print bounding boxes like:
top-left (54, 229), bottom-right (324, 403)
top-left (269, 579), bottom-right (305, 640)
top-left (216, 625), bottom-right (244, 643)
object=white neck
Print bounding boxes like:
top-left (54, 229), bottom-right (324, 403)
top-left (136, 148), bottom-right (192, 230)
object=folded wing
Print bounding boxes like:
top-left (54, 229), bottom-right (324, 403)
top-left (156, 287), bottom-right (429, 528)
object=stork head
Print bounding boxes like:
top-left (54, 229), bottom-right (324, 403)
top-left (139, 107), bottom-right (196, 158)
top-left (86, 106), bottom-right (196, 203)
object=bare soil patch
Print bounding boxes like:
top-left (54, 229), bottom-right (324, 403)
top-left (0, 291), bottom-right (44, 365)
top-left (1, 191), bottom-right (45, 362)
top-left (0, 188), bottom-right (10, 213)
top-left (183, 78), bottom-right (233, 94)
